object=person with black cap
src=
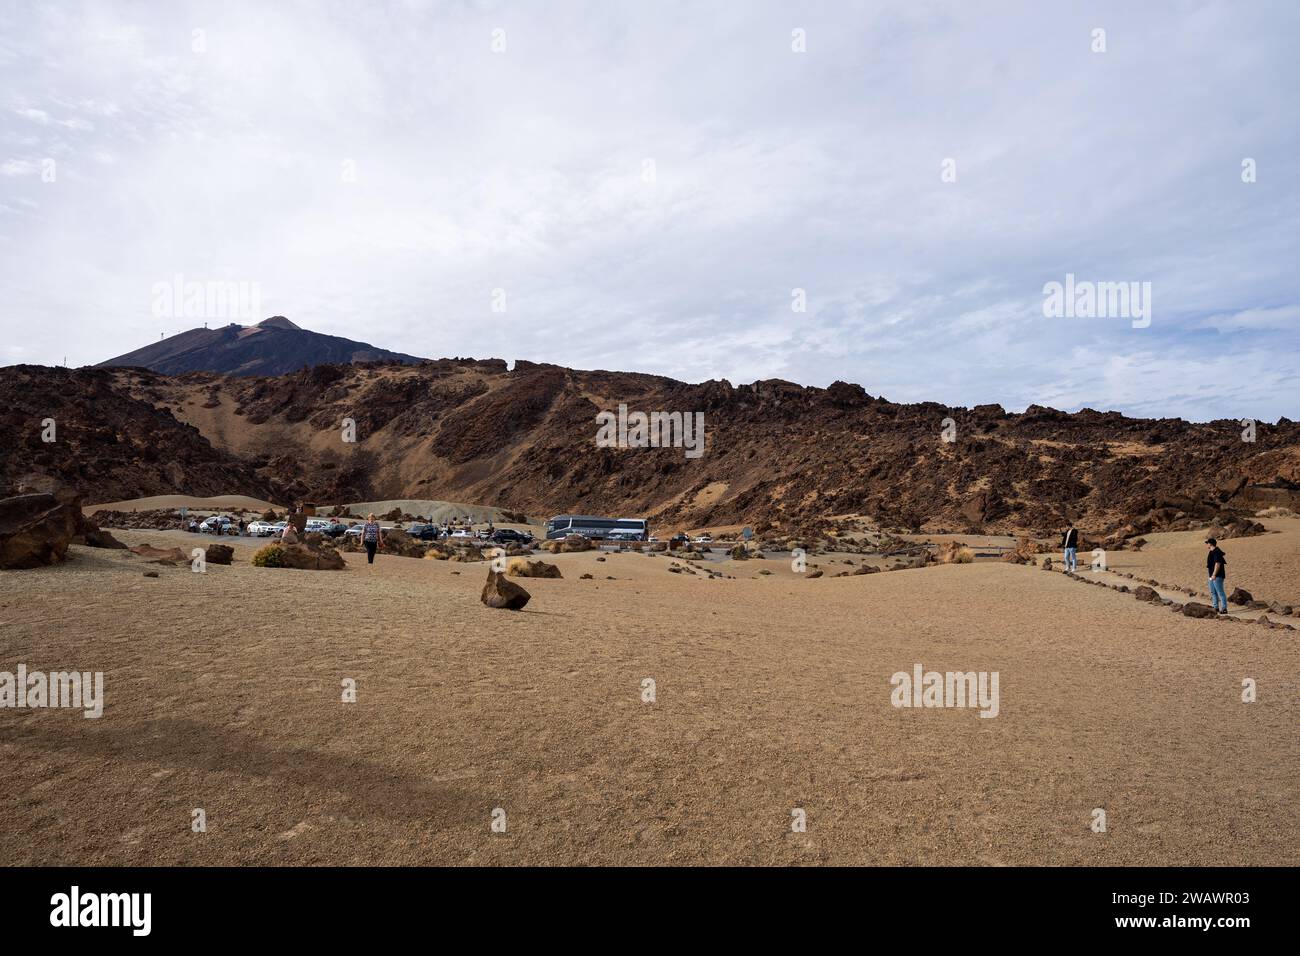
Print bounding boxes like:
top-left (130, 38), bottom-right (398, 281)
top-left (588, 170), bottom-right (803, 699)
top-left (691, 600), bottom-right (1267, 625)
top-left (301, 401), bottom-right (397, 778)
top-left (1205, 538), bottom-right (1228, 614)
top-left (1061, 524), bottom-right (1080, 572)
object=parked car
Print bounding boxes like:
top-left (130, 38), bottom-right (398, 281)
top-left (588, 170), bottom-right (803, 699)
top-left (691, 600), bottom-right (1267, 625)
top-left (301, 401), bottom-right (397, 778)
top-left (449, 529), bottom-right (475, 539)
top-left (323, 522), bottom-right (348, 538)
top-left (199, 516), bottom-right (232, 534)
top-left (246, 520), bottom-right (276, 537)
top-left (406, 523), bottom-right (441, 541)
top-left (488, 528), bottom-right (533, 545)
top-left (693, 533), bottom-right (713, 543)
top-left (668, 533), bottom-right (690, 549)
top-left (304, 518), bottom-right (333, 534)
top-left (343, 525), bottom-right (364, 538)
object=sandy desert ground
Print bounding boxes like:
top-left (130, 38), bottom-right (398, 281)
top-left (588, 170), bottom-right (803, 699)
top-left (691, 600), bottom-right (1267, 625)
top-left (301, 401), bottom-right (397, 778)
top-left (0, 527), bottom-right (1295, 866)
top-left (1098, 521), bottom-right (1300, 608)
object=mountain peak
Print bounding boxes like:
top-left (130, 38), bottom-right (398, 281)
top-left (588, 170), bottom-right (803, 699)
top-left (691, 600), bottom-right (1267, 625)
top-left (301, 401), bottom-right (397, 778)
top-left (98, 317), bottom-right (424, 377)
top-left (257, 316), bottom-right (300, 330)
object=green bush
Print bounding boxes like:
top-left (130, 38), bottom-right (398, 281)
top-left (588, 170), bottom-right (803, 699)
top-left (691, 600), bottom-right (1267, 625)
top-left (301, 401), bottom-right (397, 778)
top-left (252, 544), bottom-right (286, 567)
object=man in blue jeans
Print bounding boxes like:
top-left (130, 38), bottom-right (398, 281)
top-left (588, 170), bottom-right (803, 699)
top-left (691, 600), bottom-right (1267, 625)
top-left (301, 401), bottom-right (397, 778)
top-left (1061, 524), bottom-right (1079, 572)
top-left (1205, 538), bottom-right (1228, 613)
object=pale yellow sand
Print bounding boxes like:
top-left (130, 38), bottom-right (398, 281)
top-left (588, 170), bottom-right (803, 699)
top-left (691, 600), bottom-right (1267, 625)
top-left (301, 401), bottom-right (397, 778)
top-left (84, 494), bottom-right (282, 514)
top-left (340, 500), bottom-right (518, 524)
top-left (0, 529), bottom-right (1294, 866)
top-left (1096, 517), bottom-right (1300, 608)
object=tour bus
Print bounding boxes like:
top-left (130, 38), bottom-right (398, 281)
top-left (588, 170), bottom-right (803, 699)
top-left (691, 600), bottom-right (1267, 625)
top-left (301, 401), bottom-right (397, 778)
top-left (545, 515), bottom-right (648, 541)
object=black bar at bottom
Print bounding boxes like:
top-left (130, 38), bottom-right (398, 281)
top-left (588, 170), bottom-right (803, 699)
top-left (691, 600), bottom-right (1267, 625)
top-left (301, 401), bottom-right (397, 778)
top-left (0, 866), bottom-right (1288, 941)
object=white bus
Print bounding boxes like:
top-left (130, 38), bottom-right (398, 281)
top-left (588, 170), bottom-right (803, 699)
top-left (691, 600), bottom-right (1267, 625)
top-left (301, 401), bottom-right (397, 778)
top-left (545, 515), bottom-right (648, 541)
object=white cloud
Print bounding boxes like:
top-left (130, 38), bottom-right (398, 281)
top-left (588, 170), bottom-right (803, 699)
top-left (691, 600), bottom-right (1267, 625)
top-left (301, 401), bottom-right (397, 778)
top-left (0, 0), bottom-right (1296, 423)
top-left (1197, 305), bottom-right (1300, 333)
top-left (0, 159), bottom-right (38, 176)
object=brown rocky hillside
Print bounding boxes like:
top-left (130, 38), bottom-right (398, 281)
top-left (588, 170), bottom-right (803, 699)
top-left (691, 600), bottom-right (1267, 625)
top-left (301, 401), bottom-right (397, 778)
top-left (3, 358), bottom-right (1296, 537)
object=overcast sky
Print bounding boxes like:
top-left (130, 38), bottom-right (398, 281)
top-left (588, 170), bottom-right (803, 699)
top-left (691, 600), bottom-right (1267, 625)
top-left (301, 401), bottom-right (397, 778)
top-left (1, 0), bottom-right (1296, 421)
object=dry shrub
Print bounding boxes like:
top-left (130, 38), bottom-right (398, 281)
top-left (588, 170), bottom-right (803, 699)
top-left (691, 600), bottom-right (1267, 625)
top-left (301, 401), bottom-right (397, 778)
top-left (507, 557), bottom-right (562, 578)
top-left (1256, 506), bottom-right (1296, 519)
top-left (938, 541), bottom-right (974, 564)
top-left (252, 544), bottom-right (285, 567)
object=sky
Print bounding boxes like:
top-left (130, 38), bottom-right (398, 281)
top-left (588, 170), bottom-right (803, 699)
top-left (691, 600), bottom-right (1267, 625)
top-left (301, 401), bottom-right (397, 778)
top-left (1, 0), bottom-right (1297, 422)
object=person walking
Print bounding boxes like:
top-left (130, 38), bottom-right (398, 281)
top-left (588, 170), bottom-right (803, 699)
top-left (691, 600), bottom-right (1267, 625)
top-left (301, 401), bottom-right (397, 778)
top-left (1206, 538), bottom-right (1229, 614)
top-left (1061, 524), bottom-right (1079, 572)
top-left (362, 513), bottom-right (384, 565)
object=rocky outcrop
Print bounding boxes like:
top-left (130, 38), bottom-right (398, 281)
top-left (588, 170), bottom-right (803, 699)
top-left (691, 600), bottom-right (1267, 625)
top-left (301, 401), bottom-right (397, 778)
top-left (5, 350), bottom-right (1299, 538)
top-left (1205, 517), bottom-right (1267, 540)
top-left (0, 493), bottom-right (80, 569)
top-left (89, 508), bottom-right (188, 530)
top-left (252, 535), bottom-right (345, 570)
top-left (1182, 602), bottom-right (1219, 619)
top-left (0, 367), bottom-right (278, 503)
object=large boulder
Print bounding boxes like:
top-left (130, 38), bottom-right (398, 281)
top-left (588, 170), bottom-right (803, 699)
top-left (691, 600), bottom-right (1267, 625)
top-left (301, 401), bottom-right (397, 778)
top-left (205, 543), bottom-right (234, 565)
top-left (1207, 517), bottom-right (1267, 540)
top-left (382, 529), bottom-right (427, 558)
top-left (280, 543), bottom-right (345, 570)
top-left (1228, 587), bottom-right (1253, 605)
top-left (481, 569), bottom-right (531, 610)
top-left (1133, 585), bottom-right (1160, 602)
top-left (79, 525), bottom-right (126, 549)
top-left (0, 493), bottom-right (81, 569)
top-left (1182, 602), bottom-right (1219, 619)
